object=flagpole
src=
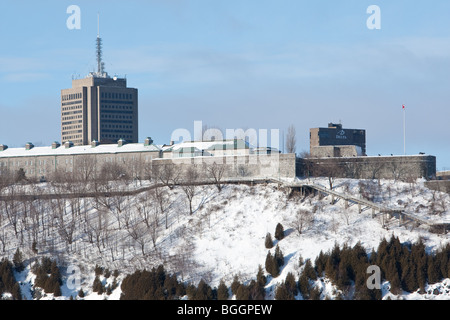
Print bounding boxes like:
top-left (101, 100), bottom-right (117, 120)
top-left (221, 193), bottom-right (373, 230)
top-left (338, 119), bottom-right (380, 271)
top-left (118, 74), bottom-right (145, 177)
top-left (403, 104), bottom-right (406, 155)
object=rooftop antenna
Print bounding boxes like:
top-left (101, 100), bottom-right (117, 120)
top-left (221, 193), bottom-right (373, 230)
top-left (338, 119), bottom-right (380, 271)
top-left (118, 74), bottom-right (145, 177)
top-left (96, 12), bottom-right (104, 76)
top-left (97, 12), bottom-right (100, 38)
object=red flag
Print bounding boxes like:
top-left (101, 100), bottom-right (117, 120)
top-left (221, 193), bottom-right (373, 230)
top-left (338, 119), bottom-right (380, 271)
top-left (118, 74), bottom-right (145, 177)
top-left (402, 104), bottom-right (405, 109)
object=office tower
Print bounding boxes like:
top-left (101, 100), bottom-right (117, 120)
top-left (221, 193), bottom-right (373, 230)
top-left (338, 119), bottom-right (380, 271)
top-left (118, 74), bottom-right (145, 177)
top-left (61, 28), bottom-right (138, 145)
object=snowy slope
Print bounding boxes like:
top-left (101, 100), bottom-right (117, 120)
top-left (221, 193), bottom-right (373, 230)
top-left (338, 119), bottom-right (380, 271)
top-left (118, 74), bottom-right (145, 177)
top-left (3, 177), bottom-right (450, 300)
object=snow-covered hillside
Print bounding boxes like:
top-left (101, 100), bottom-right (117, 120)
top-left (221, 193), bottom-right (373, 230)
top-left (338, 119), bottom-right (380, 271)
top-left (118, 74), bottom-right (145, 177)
top-left (2, 177), bottom-right (450, 300)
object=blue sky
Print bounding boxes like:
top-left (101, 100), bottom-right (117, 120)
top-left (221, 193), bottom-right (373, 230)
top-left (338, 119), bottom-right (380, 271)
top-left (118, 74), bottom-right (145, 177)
top-left (0, 0), bottom-right (449, 169)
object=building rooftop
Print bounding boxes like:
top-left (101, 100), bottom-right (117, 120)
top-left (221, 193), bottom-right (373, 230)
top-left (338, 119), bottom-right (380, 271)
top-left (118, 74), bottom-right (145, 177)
top-left (0, 141), bottom-right (160, 158)
top-left (160, 139), bottom-right (252, 153)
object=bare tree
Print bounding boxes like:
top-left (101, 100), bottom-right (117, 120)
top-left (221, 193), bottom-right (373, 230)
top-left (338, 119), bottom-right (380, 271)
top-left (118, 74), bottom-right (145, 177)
top-left (135, 193), bottom-right (153, 229)
top-left (343, 159), bottom-right (362, 179)
top-left (285, 125), bottom-right (297, 154)
top-left (108, 186), bottom-right (130, 229)
top-left (87, 208), bottom-right (109, 254)
top-left (74, 155), bottom-right (97, 185)
top-left (53, 198), bottom-right (77, 250)
top-left (126, 214), bottom-right (150, 255)
top-left (289, 209), bottom-right (314, 235)
top-left (127, 156), bottom-right (145, 186)
top-left (3, 186), bottom-right (20, 237)
top-left (153, 162), bottom-right (180, 188)
top-left (205, 161), bottom-right (225, 192)
top-left (181, 165), bottom-right (199, 215)
top-left (366, 160), bottom-right (385, 182)
top-left (150, 187), bottom-right (173, 229)
top-left (313, 161), bottom-right (343, 190)
top-left (0, 167), bottom-right (14, 191)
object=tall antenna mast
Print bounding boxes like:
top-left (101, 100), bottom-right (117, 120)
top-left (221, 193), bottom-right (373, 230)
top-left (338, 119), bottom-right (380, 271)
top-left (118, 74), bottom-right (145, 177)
top-left (97, 12), bottom-right (100, 38)
top-left (96, 12), bottom-right (104, 75)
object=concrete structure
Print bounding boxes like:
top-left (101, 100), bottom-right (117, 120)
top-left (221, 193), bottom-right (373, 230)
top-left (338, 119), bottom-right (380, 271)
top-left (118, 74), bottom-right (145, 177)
top-left (297, 154), bottom-right (436, 180)
top-left (161, 139), bottom-right (252, 159)
top-left (436, 171), bottom-right (450, 180)
top-left (425, 180), bottom-right (450, 193)
top-left (0, 138), bottom-right (159, 181)
top-left (153, 153), bottom-right (296, 182)
top-left (310, 123), bottom-right (366, 155)
top-left (0, 138), bottom-right (295, 181)
top-left (61, 75), bottom-right (138, 146)
top-left (61, 32), bottom-right (138, 146)
top-left (310, 145), bottom-right (363, 158)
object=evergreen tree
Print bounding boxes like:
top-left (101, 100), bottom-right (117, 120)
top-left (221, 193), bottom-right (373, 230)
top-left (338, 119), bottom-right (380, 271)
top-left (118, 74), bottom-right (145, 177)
top-left (235, 283), bottom-right (250, 300)
top-left (368, 248), bottom-right (377, 265)
top-left (230, 275), bottom-right (241, 296)
top-left (274, 223), bottom-right (284, 240)
top-left (427, 255), bottom-right (440, 285)
top-left (248, 279), bottom-right (265, 300)
top-left (275, 282), bottom-right (294, 300)
top-left (92, 275), bottom-right (103, 293)
top-left (297, 272), bottom-right (310, 300)
top-left (314, 250), bottom-right (326, 276)
top-left (217, 279), bottom-right (229, 300)
top-left (354, 271), bottom-right (380, 300)
top-left (256, 265), bottom-right (267, 287)
top-left (284, 272), bottom-right (298, 296)
top-left (12, 248), bottom-right (24, 272)
top-left (11, 282), bottom-right (22, 300)
top-left (265, 250), bottom-right (281, 278)
top-left (265, 251), bottom-right (274, 276)
top-left (274, 245), bottom-right (284, 268)
top-left (303, 259), bottom-right (317, 281)
top-left (298, 254), bottom-right (304, 266)
top-left (389, 269), bottom-right (402, 295)
top-left (94, 264), bottom-right (104, 276)
top-left (78, 288), bottom-right (85, 298)
top-left (15, 168), bottom-right (26, 182)
top-left (52, 281), bottom-right (62, 297)
top-left (411, 239), bottom-right (427, 293)
top-left (264, 233), bottom-right (273, 249)
top-left (309, 286), bottom-right (321, 300)
top-left (324, 255), bottom-right (337, 281)
top-left (50, 261), bottom-right (62, 285)
top-left (32, 241), bottom-right (38, 254)
top-left (193, 279), bottom-right (214, 300)
top-left (436, 244), bottom-right (449, 281)
top-left (186, 283), bottom-right (197, 300)
top-left (400, 256), bottom-right (418, 293)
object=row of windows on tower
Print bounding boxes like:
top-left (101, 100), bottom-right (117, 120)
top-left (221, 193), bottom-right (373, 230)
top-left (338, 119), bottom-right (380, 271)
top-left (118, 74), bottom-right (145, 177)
top-left (63, 134), bottom-right (82, 140)
top-left (101, 134), bottom-right (133, 140)
top-left (101, 105), bottom-right (134, 110)
top-left (62, 115), bottom-right (83, 121)
top-left (101, 114), bottom-right (133, 120)
top-left (101, 124), bottom-right (132, 129)
top-left (100, 92), bottom-right (133, 100)
top-left (62, 105), bottom-right (82, 111)
top-left (62, 109), bottom-right (83, 117)
top-left (62, 124), bottom-right (82, 131)
top-left (62, 93), bottom-right (82, 101)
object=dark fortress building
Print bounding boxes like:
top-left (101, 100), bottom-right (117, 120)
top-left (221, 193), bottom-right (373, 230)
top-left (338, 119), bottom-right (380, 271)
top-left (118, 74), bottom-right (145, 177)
top-left (310, 123), bottom-right (366, 157)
